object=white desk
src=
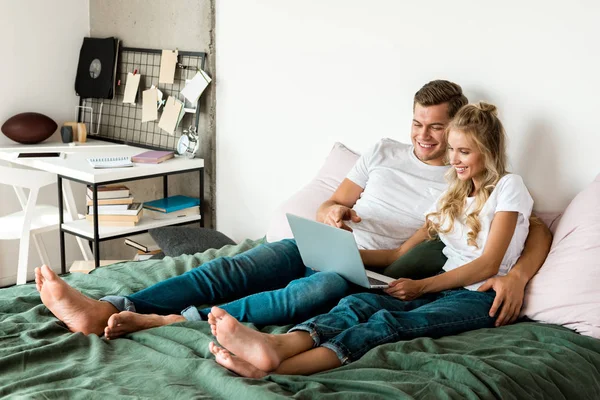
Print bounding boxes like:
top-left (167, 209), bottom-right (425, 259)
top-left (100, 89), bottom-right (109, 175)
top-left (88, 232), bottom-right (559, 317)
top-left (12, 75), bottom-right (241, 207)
top-left (0, 139), bottom-right (205, 271)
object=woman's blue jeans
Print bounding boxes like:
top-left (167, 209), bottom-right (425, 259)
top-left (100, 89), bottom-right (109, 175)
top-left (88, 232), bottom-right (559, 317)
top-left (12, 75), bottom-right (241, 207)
top-left (101, 239), bottom-right (354, 325)
top-left (291, 289), bottom-right (497, 364)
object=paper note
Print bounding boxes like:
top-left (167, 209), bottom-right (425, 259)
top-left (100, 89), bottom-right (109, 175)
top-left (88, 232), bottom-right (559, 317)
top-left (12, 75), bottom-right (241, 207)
top-left (142, 88), bottom-right (158, 122)
top-left (156, 87), bottom-right (165, 110)
top-left (123, 72), bottom-right (141, 104)
top-left (159, 49), bottom-right (178, 84)
top-left (158, 96), bottom-right (183, 135)
top-left (181, 69), bottom-right (211, 104)
top-left (181, 79), bottom-right (197, 113)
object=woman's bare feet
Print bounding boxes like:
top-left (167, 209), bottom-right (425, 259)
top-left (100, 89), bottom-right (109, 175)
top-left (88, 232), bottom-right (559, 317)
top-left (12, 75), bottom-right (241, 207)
top-left (209, 306), bottom-right (303, 372)
top-left (34, 265), bottom-right (117, 335)
top-left (209, 341), bottom-right (268, 378)
top-left (104, 312), bottom-right (185, 339)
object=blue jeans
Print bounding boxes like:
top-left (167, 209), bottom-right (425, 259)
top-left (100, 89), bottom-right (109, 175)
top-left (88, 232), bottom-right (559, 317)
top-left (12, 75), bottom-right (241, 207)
top-left (290, 289), bottom-right (497, 364)
top-left (101, 239), bottom-right (355, 325)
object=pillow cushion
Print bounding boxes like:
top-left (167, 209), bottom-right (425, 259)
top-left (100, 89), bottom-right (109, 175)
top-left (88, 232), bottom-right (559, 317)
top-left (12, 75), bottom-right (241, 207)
top-left (521, 174), bottom-right (600, 339)
top-left (149, 227), bottom-right (236, 257)
top-left (383, 239), bottom-right (447, 279)
top-left (266, 142), bottom-right (360, 242)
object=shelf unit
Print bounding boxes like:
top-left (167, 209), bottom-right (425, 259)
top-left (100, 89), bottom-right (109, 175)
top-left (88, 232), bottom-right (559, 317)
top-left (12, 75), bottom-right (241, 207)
top-left (63, 214), bottom-right (202, 240)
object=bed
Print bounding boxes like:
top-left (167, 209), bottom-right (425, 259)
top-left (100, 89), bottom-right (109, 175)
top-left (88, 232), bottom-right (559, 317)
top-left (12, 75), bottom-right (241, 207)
top-left (1, 238), bottom-right (599, 399)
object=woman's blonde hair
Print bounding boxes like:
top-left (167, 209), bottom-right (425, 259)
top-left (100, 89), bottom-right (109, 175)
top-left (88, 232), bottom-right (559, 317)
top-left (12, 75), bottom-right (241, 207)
top-left (425, 102), bottom-right (508, 247)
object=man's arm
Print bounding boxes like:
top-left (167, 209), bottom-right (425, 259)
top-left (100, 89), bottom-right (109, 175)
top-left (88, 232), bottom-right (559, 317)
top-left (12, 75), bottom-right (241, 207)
top-left (317, 178), bottom-right (364, 231)
top-left (478, 218), bottom-right (553, 326)
top-left (359, 225), bottom-right (429, 268)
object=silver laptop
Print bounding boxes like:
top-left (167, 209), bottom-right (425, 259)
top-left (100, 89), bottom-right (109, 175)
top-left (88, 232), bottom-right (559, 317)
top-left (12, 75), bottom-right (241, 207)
top-left (286, 213), bottom-right (394, 289)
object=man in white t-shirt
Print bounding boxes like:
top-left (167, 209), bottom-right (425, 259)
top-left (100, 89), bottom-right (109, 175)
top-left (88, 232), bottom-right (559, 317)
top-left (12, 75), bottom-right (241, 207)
top-left (36, 80), bottom-right (552, 338)
top-left (318, 80), bottom-right (552, 326)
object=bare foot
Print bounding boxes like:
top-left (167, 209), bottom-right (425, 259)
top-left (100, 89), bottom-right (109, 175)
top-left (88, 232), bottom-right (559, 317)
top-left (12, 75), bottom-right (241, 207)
top-left (37, 265), bottom-right (117, 335)
top-left (207, 311), bottom-right (217, 336)
top-left (209, 341), bottom-right (267, 378)
top-left (209, 306), bottom-right (283, 372)
top-left (104, 311), bottom-right (185, 339)
top-left (35, 266), bottom-right (44, 292)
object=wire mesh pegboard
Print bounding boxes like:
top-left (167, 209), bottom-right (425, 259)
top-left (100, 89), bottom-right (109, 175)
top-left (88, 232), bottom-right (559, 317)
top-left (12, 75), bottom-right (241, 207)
top-left (78, 47), bottom-right (207, 151)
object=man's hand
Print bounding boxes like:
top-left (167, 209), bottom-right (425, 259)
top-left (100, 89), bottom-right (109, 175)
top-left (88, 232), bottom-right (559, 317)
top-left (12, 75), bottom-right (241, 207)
top-left (323, 205), bottom-right (361, 231)
top-left (384, 278), bottom-right (425, 301)
top-left (478, 273), bottom-right (527, 327)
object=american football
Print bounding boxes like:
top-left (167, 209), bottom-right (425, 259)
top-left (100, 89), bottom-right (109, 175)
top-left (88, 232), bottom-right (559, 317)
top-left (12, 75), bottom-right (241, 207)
top-left (1, 112), bottom-right (57, 144)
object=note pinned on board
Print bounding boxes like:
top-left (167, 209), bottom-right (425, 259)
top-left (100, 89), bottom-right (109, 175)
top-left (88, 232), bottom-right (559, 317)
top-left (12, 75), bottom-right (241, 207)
top-left (181, 69), bottom-right (211, 104)
top-left (123, 72), bottom-right (141, 104)
top-left (158, 96), bottom-right (183, 135)
top-left (142, 87), bottom-right (158, 122)
top-left (159, 49), bottom-right (178, 84)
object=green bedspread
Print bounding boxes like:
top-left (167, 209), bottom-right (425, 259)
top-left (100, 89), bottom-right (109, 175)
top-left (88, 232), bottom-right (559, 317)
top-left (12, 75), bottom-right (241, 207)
top-left (1, 239), bottom-right (599, 399)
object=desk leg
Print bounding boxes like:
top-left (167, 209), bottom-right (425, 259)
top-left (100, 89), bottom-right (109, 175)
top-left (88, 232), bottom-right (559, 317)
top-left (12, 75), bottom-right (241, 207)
top-left (199, 168), bottom-right (204, 227)
top-left (57, 176), bottom-right (66, 274)
top-left (62, 180), bottom-right (93, 261)
top-left (163, 175), bottom-right (168, 198)
top-left (92, 185), bottom-right (100, 268)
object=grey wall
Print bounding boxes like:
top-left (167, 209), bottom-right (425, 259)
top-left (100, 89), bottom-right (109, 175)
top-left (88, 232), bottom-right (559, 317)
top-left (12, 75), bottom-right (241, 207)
top-left (89, 0), bottom-right (216, 259)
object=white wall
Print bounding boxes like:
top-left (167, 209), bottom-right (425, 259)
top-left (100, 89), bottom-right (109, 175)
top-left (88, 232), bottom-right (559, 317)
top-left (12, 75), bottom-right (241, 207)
top-left (0, 0), bottom-right (90, 284)
top-left (216, 0), bottom-right (600, 241)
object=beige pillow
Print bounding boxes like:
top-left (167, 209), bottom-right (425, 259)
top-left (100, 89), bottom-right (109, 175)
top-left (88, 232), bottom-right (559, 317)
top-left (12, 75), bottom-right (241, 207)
top-left (266, 142), bottom-right (360, 242)
top-left (522, 174), bottom-right (600, 338)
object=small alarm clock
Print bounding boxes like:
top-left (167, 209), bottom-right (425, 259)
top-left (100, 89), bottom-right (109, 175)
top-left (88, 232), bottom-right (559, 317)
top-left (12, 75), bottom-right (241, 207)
top-left (177, 125), bottom-right (200, 159)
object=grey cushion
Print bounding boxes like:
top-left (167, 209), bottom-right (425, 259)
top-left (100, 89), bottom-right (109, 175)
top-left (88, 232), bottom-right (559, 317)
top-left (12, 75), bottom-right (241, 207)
top-left (148, 227), bottom-right (236, 257)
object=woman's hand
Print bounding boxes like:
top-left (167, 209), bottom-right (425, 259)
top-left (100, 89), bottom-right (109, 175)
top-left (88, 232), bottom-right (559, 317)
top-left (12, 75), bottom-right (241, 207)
top-left (384, 278), bottom-right (425, 301)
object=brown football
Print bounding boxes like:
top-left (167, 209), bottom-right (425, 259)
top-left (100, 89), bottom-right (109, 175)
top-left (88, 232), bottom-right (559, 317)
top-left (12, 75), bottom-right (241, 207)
top-left (1, 112), bottom-right (57, 144)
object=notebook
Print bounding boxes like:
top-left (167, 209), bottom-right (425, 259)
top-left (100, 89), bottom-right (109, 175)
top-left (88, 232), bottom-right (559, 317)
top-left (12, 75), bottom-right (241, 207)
top-left (286, 213), bottom-right (394, 289)
top-left (87, 156), bottom-right (133, 169)
top-left (143, 195), bottom-right (200, 213)
top-left (131, 150), bottom-right (174, 164)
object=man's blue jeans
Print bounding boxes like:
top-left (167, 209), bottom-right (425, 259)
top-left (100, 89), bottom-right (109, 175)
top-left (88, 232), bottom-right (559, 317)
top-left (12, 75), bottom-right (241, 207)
top-left (291, 289), bottom-right (497, 364)
top-left (101, 239), bottom-right (354, 325)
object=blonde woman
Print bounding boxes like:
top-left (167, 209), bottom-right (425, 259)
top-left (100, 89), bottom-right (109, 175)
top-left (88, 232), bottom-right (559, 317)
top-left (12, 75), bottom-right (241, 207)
top-left (207, 102), bottom-right (534, 377)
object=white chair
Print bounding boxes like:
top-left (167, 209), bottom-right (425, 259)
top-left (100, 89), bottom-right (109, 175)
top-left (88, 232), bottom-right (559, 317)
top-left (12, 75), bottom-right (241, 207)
top-left (0, 165), bottom-right (70, 285)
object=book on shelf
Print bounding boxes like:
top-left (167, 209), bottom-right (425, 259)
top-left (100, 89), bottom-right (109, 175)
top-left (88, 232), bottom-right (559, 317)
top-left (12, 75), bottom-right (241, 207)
top-left (138, 249), bottom-right (162, 255)
top-left (88, 202), bottom-right (143, 216)
top-left (144, 206), bottom-right (199, 220)
top-left (85, 210), bottom-right (142, 223)
top-left (143, 195), bottom-right (200, 213)
top-left (131, 150), bottom-right (174, 164)
top-left (86, 195), bottom-right (134, 206)
top-left (86, 185), bottom-right (130, 200)
top-left (134, 253), bottom-right (155, 261)
top-left (85, 220), bottom-right (138, 227)
top-left (124, 233), bottom-right (160, 253)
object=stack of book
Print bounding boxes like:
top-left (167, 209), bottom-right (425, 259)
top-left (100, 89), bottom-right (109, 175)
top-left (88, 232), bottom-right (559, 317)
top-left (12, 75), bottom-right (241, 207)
top-left (124, 233), bottom-right (161, 261)
top-left (85, 185), bottom-right (143, 226)
top-left (143, 195), bottom-right (200, 220)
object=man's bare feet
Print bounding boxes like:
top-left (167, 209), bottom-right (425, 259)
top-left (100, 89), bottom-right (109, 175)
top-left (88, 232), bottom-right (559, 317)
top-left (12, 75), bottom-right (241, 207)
top-left (208, 306), bottom-right (285, 372)
top-left (209, 341), bottom-right (267, 378)
top-left (35, 265), bottom-right (117, 335)
top-left (104, 312), bottom-right (185, 339)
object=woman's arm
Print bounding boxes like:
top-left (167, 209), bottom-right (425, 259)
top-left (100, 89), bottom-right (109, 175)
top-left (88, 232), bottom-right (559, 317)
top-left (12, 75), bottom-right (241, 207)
top-left (359, 225), bottom-right (429, 268)
top-left (385, 211), bottom-right (518, 299)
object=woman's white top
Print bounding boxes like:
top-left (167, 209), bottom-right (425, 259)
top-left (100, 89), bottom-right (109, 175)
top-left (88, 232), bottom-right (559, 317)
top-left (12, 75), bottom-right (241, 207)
top-left (427, 174), bottom-right (534, 291)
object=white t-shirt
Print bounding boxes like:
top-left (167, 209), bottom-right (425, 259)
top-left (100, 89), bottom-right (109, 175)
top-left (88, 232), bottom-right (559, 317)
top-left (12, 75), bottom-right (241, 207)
top-left (427, 174), bottom-right (534, 291)
top-left (346, 139), bottom-right (448, 250)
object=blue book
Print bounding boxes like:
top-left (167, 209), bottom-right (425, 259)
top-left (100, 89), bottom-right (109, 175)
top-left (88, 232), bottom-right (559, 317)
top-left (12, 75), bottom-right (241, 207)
top-left (143, 195), bottom-right (200, 213)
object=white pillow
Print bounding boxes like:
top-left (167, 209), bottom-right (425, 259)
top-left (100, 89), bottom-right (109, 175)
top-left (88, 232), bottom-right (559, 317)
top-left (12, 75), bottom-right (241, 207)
top-left (522, 174), bottom-right (600, 338)
top-left (266, 142), bottom-right (360, 242)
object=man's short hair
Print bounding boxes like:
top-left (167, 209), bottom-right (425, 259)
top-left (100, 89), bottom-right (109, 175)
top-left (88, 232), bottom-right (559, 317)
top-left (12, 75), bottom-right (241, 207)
top-left (414, 80), bottom-right (468, 118)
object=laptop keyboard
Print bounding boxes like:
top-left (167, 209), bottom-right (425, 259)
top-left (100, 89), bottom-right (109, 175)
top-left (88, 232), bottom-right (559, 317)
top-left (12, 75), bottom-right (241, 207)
top-left (368, 276), bottom-right (388, 286)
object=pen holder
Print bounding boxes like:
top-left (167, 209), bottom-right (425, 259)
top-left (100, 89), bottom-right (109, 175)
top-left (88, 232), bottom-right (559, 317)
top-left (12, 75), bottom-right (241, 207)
top-left (77, 123), bottom-right (87, 143)
top-left (60, 126), bottom-right (73, 143)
